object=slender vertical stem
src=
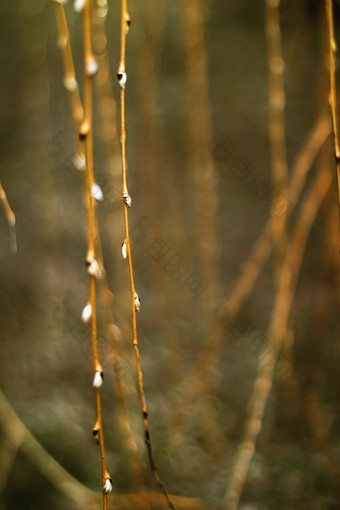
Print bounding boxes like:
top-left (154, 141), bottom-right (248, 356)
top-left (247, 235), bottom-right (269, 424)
top-left (182, 0), bottom-right (220, 306)
top-left (53, 0), bottom-right (85, 171)
top-left (0, 182), bottom-right (16, 254)
top-left (117, 2), bottom-right (176, 509)
top-left (53, 0), bottom-right (84, 126)
top-left (167, 116), bottom-right (330, 446)
top-left (265, 0), bottom-right (289, 273)
top-left (325, 0), bottom-right (340, 250)
top-left (223, 166), bottom-right (332, 510)
top-left (80, 1), bottom-right (110, 506)
top-left (265, 0), bottom-right (288, 192)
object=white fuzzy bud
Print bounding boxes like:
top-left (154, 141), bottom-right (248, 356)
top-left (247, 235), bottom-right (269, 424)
top-left (104, 478), bottom-right (112, 494)
top-left (93, 371), bottom-right (103, 388)
top-left (122, 242), bottom-right (127, 259)
top-left (134, 294), bottom-right (141, 312)
top-left (97, 6), bottom-right (108, 17)
top-left (111, 324), bottom-right (122, 342)
top-left (57, 35), bottom-right (67, 49)
top-left (123, 193), bottom-right (131, 208)
top-left (81, 303), bottom-right (92, 323)
top-left (87, 58), bottom-right (98, 77)
top-left (72, 153), bottom-right (86, 171)
top-left (91, 183), bottom-right (103, 202)
top-left (117, 71), bottom-right (127, 89)
top-left (54, 0), bottom-right (68, 5)
top-left (63, 76), bottom-right (77, 92)
top-left (87, 258), bottom-right (102, 279)
top-left (74, 0), bottom-right (85, 12)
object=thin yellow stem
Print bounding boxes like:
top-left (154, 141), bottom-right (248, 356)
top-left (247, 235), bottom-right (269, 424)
top-left (168, 115), bottom-right (331, 448)
top-left (265, 0), bottom-right (288, 192)
top-left (223, 165), bottom-right (333, 510)
top-left (0, 181), bottom-right (16, 254)
top-left (53, 0), bottom-right (84, 126)
top-left (118, 2), bottom-right (176, 508)
top-left (80, 0), bottom-right (110, 506)
top-left (325, 0), bottom-right (340, 250)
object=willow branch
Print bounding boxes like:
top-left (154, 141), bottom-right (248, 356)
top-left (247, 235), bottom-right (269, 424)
top-left (325, 0), bottom-right (340, 249)
top-left (53, 0), bottom-right (84, 125)
top-left (53, 0), bottom-right (85, 170)
top-left (0, 388), bottom-right (93, 507)
top-left (223, 165), bottom-right (333, 510)
top-left (0, 181), bottom-right (16, 254)
top-left (0, 389), bottom-right (201, 509)
top-left (0, 434), bottom-right (23, 495)
top-left (78, 0), bottom-right (111, 505)
top-left (265, 0), bottom-right (289, 276)
top-left (182, 0), bottom-right (220, 305)
top-left (265, 0), bottom-right (288, 192)
top-left (168, 114), bottom-right (330, 448)
top-left (303, 240), bottom-right (340, 500)
top-left (117, 2), bottom-right (176, 509)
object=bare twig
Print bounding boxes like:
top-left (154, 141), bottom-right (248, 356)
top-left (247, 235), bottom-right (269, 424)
top-left (78, 0), bottom-right (111, 505)
top-left (265, 0), bottom-right (289, 274)
top-left (0, 388), bottom-right (93, 507)
top-left (0, 182), bottom-right (17, 254)
top-left (223, 165), bottom-right (333, 510)
top-left (0, 389), bottom-right (202, 509)
top-left (265, 0), bottom-right (288, 192)
top-left (53, 0), bottom-right (84, 126)
top-left (117, 2), bottom-right (176, 508)
top-left (182, 0), bottom-right (220, 305)
top-left (53, 0), bottom-right (85, 170)
top-left (325, 0), bottom-right (340, 249)
top-left (168, 115), bottom-right (330, 447)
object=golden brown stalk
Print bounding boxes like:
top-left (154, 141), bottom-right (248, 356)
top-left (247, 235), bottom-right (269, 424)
top-left (223, 165), bottom-right (333, 510)
top-left (265, 0), bottom-right (289, 273)
top-left (0, 390), bottom-right (202, 509)
top-left (91, 6), bottom-right (147, 495)
top-left (325, 0), bottom-right (340, 249)
top-left (54, 3), bottom-right (140, 500)
top-left (302, 239), bottom-right (340, 501)
top-left (53, 0), bottom-right (84, 126)
top-left (265, 0), bottom-right (288, 192)
top-left (0, 434), bottom-right (23, 495)
top-left (117, 2), bottom-right (176, 508)
top-left (0, 182), bottom-right (16, 254)
top-left (182, 0), bottom-right (220, 306)
top-left (0, 389), bottom-right (93, 508)
top-left (96, 236), bottom-right (145, 496)
top-left (53, 0), bottom-right (85, 174)
top-left (168, 115), bottom-right (330, 446)
top-left (79, 0), bottom-right (111, 505)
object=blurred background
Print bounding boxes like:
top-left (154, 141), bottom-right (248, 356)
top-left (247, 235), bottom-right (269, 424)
top-left (0, 0), bottom-right (340, 509)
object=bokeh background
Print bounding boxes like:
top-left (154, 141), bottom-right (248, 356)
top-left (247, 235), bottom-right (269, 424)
top-left (0, 0), bottom-right (340, 509)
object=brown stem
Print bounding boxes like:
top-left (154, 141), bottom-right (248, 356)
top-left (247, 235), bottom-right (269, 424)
top-left (80, 1), bottom-right (110, 505)
top-left (325, 0), bottom-right (340, 250)
top-left (223, 165), bottom-right (333, 510)
top-left (168, 115), bottom-right (330, 449)
top-left (117, 2), bottom-right (176, 508)
top-left (0, 181), bottom-right (16, 254)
